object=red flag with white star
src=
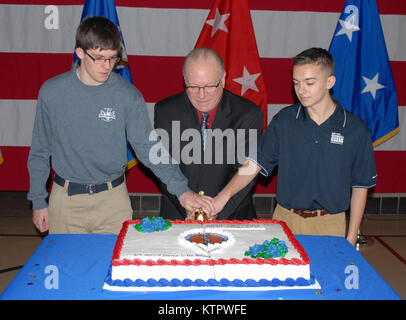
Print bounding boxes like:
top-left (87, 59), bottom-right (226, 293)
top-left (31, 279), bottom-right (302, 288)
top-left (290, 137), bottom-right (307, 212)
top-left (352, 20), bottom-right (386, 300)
top-left (195, 0), bottom-right (268, 128)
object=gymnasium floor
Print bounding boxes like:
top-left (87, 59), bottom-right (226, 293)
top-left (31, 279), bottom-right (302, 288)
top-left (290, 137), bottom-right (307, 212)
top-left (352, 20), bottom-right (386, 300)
top-left (0, 191), bottom-right (405, 299)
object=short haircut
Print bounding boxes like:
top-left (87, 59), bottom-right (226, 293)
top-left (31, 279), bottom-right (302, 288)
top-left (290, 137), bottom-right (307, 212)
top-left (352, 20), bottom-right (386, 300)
top-left (75, 16), bottom-right (122, 52)
top-left (293, 47), bottom-right (334, 76)
top-left (183, 47), bottom-right (225, 78)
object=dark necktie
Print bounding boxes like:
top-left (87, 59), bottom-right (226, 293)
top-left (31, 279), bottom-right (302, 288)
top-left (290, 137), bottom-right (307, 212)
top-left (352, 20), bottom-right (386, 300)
top-left (201, 112), bottom-right (209, 150)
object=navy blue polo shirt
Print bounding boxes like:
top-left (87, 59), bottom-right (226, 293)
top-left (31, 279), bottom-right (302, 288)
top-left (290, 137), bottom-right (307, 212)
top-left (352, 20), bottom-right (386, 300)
top-left (253, 100), bottom-right (377, 214)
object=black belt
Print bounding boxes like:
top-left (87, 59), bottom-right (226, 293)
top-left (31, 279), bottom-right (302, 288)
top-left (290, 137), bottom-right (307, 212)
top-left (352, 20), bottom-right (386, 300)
top-left (54, 173), bottom-right (125, 196)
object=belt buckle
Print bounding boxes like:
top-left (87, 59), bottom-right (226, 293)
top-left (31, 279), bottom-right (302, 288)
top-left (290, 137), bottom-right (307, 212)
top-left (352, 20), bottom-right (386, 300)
top-left (303, 210), bottom-right (315, 215)
top-left (86, 184), bottom-right (95, 194)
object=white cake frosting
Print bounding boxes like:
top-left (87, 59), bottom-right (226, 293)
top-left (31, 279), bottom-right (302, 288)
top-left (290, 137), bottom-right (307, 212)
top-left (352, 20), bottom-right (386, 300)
top-left (103, 219), bottom-right (317, 291)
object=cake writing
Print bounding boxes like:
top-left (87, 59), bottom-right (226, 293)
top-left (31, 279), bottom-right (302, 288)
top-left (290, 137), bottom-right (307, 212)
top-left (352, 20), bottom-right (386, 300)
top-left (204, 224), bottom-right (265, 230)
top-left (129, 253), bottom-right (207, 258)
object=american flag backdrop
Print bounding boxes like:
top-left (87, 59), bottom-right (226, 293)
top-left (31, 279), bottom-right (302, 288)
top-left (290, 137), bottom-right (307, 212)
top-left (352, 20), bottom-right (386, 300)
top-left (0, 0), bottom-right (405, 195)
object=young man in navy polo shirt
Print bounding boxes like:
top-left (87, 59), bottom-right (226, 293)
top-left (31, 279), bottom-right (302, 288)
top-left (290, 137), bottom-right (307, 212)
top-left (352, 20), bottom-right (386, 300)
top-left (212, 47), bottom-right (377, 246)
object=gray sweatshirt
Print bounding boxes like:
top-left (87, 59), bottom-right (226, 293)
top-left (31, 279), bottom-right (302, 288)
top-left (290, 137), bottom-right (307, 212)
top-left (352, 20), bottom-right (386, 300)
top-left (28, 69), bottom-right (189, 210)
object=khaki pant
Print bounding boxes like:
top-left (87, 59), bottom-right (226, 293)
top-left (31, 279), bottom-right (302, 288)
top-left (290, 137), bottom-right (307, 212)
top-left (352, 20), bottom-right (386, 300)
top-left (48, 179), bottom-right (133, 234)
top-left (272, 204), bottom-right (346, 237)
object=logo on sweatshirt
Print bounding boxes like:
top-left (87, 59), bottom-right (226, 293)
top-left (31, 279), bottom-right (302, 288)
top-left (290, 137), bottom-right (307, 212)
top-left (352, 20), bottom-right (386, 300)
top-left (330, 132), bottom-right (344, 145)
top-left (98, 108), bottom-right (116, 122)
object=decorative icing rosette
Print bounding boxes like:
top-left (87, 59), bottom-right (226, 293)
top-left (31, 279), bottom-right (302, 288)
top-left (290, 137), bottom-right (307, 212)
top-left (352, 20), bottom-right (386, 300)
top-left (245, 238), bottom-right (288, 259)
top-left (135, 217), bottom-right (172, 233)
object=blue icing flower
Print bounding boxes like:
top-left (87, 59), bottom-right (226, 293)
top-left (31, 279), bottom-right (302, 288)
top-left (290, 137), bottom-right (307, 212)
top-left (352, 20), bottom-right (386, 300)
top-left (136, 217), bottom-right (170, 232)
top-left (278, 241), bottom-right (288, 252)
top-left (266, 245), bottom-right (280, 257)
top-left (140, 218), bottom-right (155, 232)
top-left (153, 217), bottom-right (167, 230)
top-left (246, 238), bottom-right (288, 259)
top-left (249, 244), bottom-right (264, 256)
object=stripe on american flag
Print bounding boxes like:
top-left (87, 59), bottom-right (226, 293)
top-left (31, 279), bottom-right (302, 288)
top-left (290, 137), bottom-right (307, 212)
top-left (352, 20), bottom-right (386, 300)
top-left (0, 0), bottom-right (405, 194)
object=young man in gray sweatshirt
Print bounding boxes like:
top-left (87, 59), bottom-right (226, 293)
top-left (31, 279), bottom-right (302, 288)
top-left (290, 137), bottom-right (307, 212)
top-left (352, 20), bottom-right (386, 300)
top-left (28, 16), bottom-right (214, 234)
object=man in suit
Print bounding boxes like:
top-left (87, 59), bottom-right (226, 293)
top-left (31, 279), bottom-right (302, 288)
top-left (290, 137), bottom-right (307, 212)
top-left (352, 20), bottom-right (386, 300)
top-left (154, 47), bottom-right (263, 220)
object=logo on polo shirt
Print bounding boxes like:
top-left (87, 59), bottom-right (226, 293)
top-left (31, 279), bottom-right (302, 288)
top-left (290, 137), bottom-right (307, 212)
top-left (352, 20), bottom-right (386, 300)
top-left (331, 132), bottom-right (344, 145)
top-left (98, 108), bottom-right (116, 122)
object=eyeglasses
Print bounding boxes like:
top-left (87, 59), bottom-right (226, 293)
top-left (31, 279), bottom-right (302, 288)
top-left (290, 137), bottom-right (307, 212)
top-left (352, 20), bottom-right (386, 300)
top-left (84, 50), bottom-right (120, 65)
top-left (185, 77), bottom-right (223, 94)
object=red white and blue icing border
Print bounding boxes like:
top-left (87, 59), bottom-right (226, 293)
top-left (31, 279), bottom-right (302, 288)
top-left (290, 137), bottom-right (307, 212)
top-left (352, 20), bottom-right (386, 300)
top-left (104, 265), bottom-right (316, 288)
top-left (104, 219), bottom-right (316, 290)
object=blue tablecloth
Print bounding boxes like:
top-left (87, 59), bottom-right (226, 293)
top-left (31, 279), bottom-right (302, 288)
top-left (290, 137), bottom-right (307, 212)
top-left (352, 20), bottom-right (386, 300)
top-left (1, 234), bottom-right (400, 300)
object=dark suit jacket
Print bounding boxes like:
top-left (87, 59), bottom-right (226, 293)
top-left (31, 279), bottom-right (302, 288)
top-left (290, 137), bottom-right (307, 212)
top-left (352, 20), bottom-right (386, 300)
top-left (154, 89), bottom-right (263, 220)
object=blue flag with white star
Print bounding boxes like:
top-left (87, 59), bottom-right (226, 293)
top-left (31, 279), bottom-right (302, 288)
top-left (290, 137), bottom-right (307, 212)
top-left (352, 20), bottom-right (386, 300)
top-left (329, 0), bottom-right (399, 147)
top-left (74, 0), bottom-right (138, 169)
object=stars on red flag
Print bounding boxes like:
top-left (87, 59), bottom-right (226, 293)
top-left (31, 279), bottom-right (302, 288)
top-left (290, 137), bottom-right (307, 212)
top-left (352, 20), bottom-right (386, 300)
top-left (205, 8), bottom-right (230, 37)
top-left (232, 66), bottom-right (261, 96)
top-left (195, 0), bottom-right (268, 127)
